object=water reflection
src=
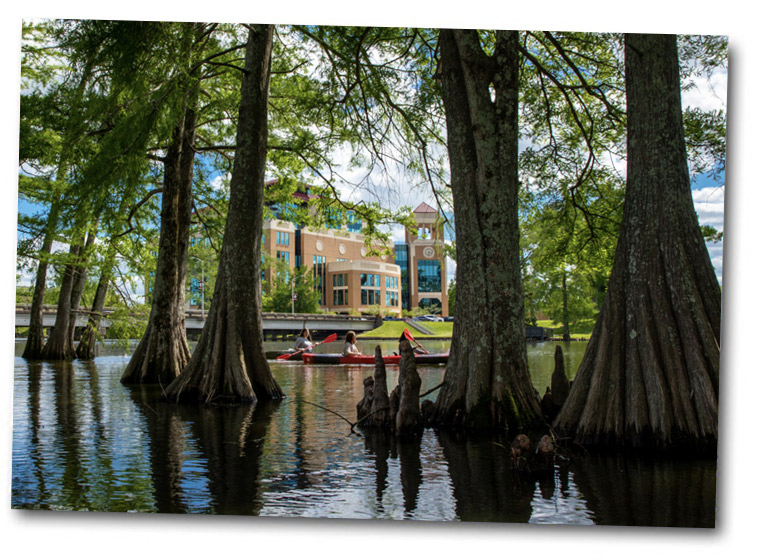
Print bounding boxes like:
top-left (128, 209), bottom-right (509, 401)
top-left (571, 454), bottom-right (717, 527)
top-left (11, 345), bottom-right (717, 526)
top-left (437, 431), bottom-right (536, 523)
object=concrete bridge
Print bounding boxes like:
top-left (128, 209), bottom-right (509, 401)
top-left (14, 304), bottom-right (377, 340)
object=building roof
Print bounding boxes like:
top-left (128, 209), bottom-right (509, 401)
top-left (413, 202), bottom-right (437, 214)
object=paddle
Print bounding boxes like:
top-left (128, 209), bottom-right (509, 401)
top-left (403, 328), bottom-right (429, 354)
top-left (276, 333), bottom-right (338, 361)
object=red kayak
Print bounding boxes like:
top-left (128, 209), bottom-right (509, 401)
top-left (302, 353), bottom-right (401, 365)
top-left (414, 352), bottom-right (449, 365)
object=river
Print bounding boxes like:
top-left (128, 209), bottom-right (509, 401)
top-left (10, 339), bottom-right (717, 526)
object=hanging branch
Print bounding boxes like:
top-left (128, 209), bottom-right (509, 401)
top-left (112, 187), bottom-right (163, 239)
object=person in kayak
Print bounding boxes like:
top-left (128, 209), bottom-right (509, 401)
top-left (294, 328), bottom-right (314, 352)
top-left (399, 330), bottom-right (428, 354)
top-left (343, 331), bottom-right (362, 356)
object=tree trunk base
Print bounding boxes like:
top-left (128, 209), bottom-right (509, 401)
top-left (121, 323), bottom-right (191, 386)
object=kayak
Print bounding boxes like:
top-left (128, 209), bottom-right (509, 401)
top-left (302, 353), bottom-right (401, 365)
top-left (272, 350), bottom-right (307, 361)
top-left (414, 352), bottom-right (449, 365)
top-left (300, 352), bottom-right (449, 366)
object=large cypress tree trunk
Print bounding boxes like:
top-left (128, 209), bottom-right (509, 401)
top-left (22, 199), bottom-right (62, 359)
top-left (66, 221), bottom-right (99, 347)
top-left (429, 29), bottom-right (543, 430)
top-left (120, 102), bottom-right (196, 385)
top-left (39, 227), bottom-right (87, 360)
top-left (553, 34), bottom-right (721, 453)
top-left (166, 25), bottom-right (283, 403)
top-left (76, 266), bottom-right (110, 360)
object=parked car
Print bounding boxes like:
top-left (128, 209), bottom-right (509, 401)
top-left (443, 316), bottom-right (454, 322)
top-left (417, 314), bottom-right (444, 322)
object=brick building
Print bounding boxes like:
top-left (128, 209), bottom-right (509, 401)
top-left (262, 195), bottom-right (448, 316)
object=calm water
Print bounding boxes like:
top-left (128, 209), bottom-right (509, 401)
top-left (11, 339), bottom-right (717, 526)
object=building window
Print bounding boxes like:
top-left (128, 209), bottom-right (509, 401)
top-left (386, 290), bottom-right (399, 307)
top-left (333, 273), bottom-right (348, 287)
top-left (417, 259), bottom-right (442, 293)
top-left (333, 289), bottom-right (348, 306)
top-left (276, 251), bottom-right (290, 283)
top-left (276, 231), bottom-right (290, 246)
top-left (395, 243), bottom-right (409, 310)
top-left (419, 297), bottom-right (442, 314)
top-left (313, 255), bottom-right (326, 305)
top-left (362, 288), bottom-right (380, 306)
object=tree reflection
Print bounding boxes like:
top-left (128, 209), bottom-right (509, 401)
top-left (176, 400), bottom-right (281, 515)
top-left (363, 430), bottom-right (423, 515)
top-left (363, 430), bottom-right (391, 509)
top-left (52, 360), bottom-right (86, 508)
top-left (18, 361), bottom-right (48, 506)
top-left (397, 436), bottom-right (423, 514)
top-left (129, 384), bottom-right (188, 513)
top-left (571, 453), bottom-right (717, 527)
top-left (437, 430), bottom-right (536, 523)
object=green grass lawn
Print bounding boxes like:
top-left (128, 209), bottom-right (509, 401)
top-left (361, 319), bottom-right (592, 340)
top-left (359, 321), bottom-right (454, 338)
top-left (536, 319), bottom-right (593, 339)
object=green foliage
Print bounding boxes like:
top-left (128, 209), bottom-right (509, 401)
top-left (104, 303), bottom-right (150, 348)
top-left (262, 264), bottom-right (320, 314)
top-left (700, 224), bottom-right (724, 243)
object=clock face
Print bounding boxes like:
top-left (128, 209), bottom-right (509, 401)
top-left (423, 246), bottom-right (435, 258)
top-left (339, 243), bottom-right (346, 255)
top-left (315, 240), bottom-right (323, 252)
top-left (360, 247), bottom-right (367, 257)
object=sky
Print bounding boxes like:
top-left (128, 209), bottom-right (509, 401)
top-left (0, 2), bottom-right (763, 560)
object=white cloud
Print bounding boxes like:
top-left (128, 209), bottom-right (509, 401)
top-left (682, 69), bottom-right (728, 113)
top-left (692, 185), bottom-right (725, 230)
top-left (210, 173), bottom-right (229, 191)
top-left (692, 185), bottom-right (725, 283)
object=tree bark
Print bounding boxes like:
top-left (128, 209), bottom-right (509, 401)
top-left (66, 221), bottom-right (99, 346)
top-left (22, 199), bottom-right (63, 359)
top-left (165, 25), bottom-right (283, 403)
top-left (120, 101), bottom-right (196, 385)
top-left (395, 340), bottom-right (422, 436)
top-left (554, 34), bottom-right (721, 453)
top-left (76, 267), bottom-right (110, 360)
top-left (39, 224), bottom-right (86, 360)
top-left (429, 29), bottom-right (544, 431)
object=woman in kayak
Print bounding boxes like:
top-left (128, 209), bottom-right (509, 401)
top-left (294, 328), bottom-right (313, 352)
top-left (343, 331), bottom-right (362, 356)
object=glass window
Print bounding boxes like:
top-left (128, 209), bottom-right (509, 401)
top-left (417, 260), bottom-right (442, 293)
